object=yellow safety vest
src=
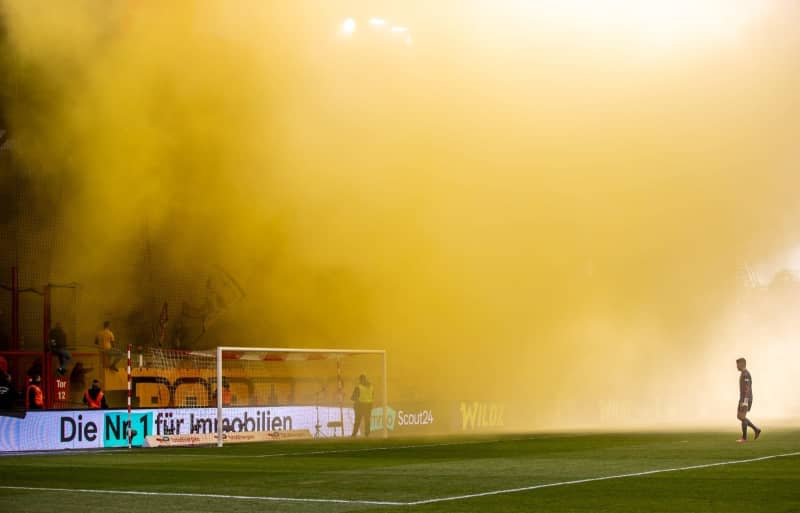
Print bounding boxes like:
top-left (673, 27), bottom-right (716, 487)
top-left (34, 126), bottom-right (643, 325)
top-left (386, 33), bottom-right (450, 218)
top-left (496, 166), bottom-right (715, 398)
top-left (358, 383), bottom-right (374, 403)
top-left (84, 389), bottom-right (104, 409)
top-left (26, 384), bottom-right (44, 409)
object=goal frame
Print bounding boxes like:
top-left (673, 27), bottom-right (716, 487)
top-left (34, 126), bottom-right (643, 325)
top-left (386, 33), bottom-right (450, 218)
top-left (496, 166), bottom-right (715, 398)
top-left (214, 346), bottom-right (388, 447)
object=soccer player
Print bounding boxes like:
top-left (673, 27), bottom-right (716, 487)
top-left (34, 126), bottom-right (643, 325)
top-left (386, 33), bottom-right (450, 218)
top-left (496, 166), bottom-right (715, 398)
top-left (736, 357), bottom-right (761, 443)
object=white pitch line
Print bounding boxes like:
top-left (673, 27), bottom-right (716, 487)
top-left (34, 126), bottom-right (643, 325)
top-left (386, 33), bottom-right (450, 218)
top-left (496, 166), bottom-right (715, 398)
top-left (236, 438), bottom-right (513, 459)
top-left (180, 433), bottom-right (591, 460)
top-left (0, 434), bottom-right (592, 460)
top-left (0, 485), bottom-right (405, 506)
top-left (0, 438), bottom-right (512, 460)
top-left (0, 449), bottom-right (132, 458)
top-left (408, 451), bottom-right (800, 505)
top-left (3, 450), bottom-right (797, 507)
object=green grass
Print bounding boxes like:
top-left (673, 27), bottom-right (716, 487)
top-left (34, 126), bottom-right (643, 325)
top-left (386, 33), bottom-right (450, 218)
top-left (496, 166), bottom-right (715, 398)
top-left (1, 429), bottom-right (799, 513)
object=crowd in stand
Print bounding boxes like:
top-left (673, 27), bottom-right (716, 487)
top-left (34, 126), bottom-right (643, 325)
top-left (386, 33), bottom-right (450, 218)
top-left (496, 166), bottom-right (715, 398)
top-left (0, 320), bottom-right (119, 412)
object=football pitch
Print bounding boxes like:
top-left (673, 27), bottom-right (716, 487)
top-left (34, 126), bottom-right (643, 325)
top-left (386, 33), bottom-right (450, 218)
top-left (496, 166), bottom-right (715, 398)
top-left (1, 429), bottom-right (798, 513)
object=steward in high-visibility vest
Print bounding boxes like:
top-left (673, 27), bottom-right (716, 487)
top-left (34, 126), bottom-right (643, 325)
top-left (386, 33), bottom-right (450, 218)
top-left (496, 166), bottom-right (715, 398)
top-left (83, 379), bottom-right (108, 409)
top-left (26, 375), bottom-right (44, 410)
top-left (350, 374), bottom-right (374, 437)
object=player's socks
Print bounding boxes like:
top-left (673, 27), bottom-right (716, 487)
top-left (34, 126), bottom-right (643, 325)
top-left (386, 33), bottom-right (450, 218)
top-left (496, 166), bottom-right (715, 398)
top-left (741, 421), bottom-right (748, 440)
top-left (744, 419), bottom-right (760, 439)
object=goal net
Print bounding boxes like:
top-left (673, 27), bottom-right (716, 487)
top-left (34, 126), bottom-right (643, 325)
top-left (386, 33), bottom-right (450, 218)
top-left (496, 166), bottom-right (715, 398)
top-left (138, 346), bottom-right (388, 446)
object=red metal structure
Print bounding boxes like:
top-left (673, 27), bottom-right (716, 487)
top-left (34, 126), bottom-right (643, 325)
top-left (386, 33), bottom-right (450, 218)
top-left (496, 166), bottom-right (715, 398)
top-left (0, 350), bottom-right (101, 410)
top-left (10, 266), bottom-right (19, 351)
top-left (2, 268), bottom-right (86, 409)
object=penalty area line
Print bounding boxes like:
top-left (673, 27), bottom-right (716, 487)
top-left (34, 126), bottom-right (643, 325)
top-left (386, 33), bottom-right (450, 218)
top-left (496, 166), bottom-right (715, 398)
top-left (408, 451), bottom-right (800, 505)
top-left (0, 485), bottom-right (405, 506)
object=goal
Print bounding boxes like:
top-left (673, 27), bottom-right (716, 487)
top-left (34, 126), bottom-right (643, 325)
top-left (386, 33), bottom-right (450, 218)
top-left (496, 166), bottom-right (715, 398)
top-left (139, 346), bottom-right (388, 446)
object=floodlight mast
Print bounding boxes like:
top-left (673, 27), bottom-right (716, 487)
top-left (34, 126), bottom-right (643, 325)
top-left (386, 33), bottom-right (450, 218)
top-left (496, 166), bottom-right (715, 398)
top-left (214, 346), bottom-right (389, 447)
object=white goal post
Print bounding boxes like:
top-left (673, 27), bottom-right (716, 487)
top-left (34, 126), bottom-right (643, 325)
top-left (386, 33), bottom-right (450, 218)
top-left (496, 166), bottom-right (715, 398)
top-left (214, 346), bottom-right (388, 447)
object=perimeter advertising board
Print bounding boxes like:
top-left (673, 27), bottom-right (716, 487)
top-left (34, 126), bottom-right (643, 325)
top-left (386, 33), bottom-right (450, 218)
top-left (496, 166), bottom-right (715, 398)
top-left (0, 405), bottom-right (353, 452)
top-left (370, 401), bottom-right (510, 435)
top-left (0, 400), bottom-right (511, 451)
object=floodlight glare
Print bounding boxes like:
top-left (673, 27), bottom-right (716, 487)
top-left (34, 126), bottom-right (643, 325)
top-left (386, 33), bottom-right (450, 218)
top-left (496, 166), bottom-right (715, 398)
top-left (489, 0), bottom-right (770, 49)
top-left (391, 26), bottom-right (409, 33)
top-left (369, 18), bottom-right (387, 26)
top-left (341, 18), bottom-right (357, 35)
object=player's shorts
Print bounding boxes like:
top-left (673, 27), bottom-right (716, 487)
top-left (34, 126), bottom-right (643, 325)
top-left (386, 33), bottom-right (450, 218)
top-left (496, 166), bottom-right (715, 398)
top-left (737, 399), bottom-right (752, 419)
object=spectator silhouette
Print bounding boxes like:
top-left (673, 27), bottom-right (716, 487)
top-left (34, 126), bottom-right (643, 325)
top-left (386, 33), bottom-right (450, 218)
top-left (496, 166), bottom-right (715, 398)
top-left (94, 321), bottom-right (122, 371)
top-left (49, 321), bottom-right (71, 375)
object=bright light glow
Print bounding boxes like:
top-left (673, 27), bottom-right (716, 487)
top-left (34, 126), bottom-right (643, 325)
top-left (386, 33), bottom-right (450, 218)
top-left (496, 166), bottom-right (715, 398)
top-left (487, 0), bottom-right (771, 49)
top-left (340, 17), bottom-right (356, 35)
top-left (369, 18), bottom-right (387, 26)
top-left (391, 26), bottom-right (409, 33)
top-left (405, 35), bottom-right (413, 46)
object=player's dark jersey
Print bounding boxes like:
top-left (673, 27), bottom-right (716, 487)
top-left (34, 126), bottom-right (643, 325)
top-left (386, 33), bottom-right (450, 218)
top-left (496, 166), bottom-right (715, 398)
top-left (739, 370), bottom-right (752, 401)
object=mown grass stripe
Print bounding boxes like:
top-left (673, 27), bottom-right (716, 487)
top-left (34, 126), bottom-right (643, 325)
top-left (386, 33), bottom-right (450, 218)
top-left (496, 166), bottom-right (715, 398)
top-left (409, 451), bottom-right (800, 505)
top-left (0, 485), bottom-right (405, 506)
top-left (2, 451), bottom-right (798, 507)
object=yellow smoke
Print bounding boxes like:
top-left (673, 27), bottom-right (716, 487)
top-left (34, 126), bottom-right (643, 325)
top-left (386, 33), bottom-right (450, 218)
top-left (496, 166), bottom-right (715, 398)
top-left (2, 0), bottom-right (799, 429)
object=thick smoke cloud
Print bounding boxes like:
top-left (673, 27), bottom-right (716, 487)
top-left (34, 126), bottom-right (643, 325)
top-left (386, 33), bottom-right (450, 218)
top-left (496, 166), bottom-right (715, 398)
top-left (1, 0), bottom-right (799, 428)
